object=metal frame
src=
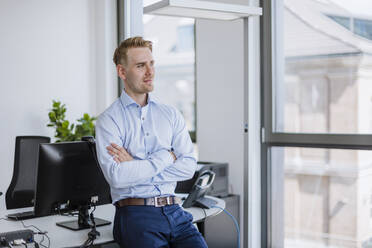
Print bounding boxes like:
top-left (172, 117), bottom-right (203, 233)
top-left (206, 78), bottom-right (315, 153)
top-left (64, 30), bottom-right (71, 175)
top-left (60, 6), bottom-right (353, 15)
top-left (245, 0), bottom-right (262, 245)
top-left (261, 0), bottom-right (372, 247)
top-left (121, 1), bottom-right (263, 247)
top-left (243, 17), bottom-right (249, 248)
top-left (260, 0), bottom-right (272, 246)
top-left (191, 20), bottom-right (197, 143)
top-left (144, 3), bottom-right (262, 248)
top-left (117, 0), bottom-right (144, 95)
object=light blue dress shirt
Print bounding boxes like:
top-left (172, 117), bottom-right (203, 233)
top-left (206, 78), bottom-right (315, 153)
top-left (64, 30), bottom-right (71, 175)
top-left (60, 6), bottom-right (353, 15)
top-left (95, 90), bottom-right (197, 203)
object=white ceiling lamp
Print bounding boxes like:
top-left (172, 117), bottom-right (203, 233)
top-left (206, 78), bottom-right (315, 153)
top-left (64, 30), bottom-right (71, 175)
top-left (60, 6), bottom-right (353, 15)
top-left (144, 0), bottom-right (262, 20)
top-left (143, 2), bottom-right (262, 247)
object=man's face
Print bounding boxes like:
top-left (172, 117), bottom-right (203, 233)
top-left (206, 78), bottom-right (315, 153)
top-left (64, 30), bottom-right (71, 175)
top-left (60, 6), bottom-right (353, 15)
top-left (119, 47), bottom-right (155, 95)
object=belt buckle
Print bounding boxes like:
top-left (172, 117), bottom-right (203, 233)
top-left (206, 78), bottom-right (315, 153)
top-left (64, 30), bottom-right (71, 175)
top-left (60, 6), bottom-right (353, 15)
top-left (154, 196), bottom-right (161, 207)
top-left (154, 197), bottom-right (171, 207)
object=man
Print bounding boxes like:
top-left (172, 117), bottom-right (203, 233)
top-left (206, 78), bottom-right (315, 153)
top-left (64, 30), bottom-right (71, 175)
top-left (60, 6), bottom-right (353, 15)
top-left (95, 36), bottom-right (208, 248)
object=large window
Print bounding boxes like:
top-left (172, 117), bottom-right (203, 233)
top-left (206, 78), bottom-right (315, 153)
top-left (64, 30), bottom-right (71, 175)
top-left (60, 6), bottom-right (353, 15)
top-left (263, 0), bottom-right (372, 247)
top-left (275, 1), bottom-right (372, 134)
top-left (273, 147), bottom-right (372, 247)
top-left (143, 1), bottom-right (196, 141)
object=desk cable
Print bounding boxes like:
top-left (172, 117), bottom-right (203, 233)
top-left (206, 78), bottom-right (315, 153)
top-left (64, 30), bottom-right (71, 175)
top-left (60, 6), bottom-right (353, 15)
top-left (79, 204), bottom-right (100, 248)
top-left (201, 208), bottom-right (207, 220)
top-left (17, 218), bottom-right (50, 248)
top-left (210, 205), bottom-right (240, 248)
top-left (1, 237), bottom-right (39, 248)
top-left (0, 217), bottom-right (50, 248)
top-left (57, 203), bottom-right (100, 248)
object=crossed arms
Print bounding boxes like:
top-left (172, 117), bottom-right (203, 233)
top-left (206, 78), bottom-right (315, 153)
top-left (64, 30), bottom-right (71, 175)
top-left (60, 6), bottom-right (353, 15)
top-left (95, 112), bottom-right (197, 189)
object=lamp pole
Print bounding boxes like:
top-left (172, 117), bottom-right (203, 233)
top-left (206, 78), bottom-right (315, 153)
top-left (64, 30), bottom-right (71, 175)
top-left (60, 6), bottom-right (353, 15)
top-left (143, 2), bottom-right (262, 247)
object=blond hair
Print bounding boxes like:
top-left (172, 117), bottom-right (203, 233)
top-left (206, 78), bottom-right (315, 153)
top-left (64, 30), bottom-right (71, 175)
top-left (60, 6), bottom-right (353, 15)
top-left (113, 36), bottom-right (153, 66)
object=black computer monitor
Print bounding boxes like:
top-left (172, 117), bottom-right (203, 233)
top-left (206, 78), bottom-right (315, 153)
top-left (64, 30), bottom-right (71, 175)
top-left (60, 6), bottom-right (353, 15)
top-left (34, 141), bottom-right (111, 230)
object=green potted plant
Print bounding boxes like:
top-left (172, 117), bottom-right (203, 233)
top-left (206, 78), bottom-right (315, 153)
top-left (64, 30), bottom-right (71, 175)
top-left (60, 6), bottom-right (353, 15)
top-left (47, 100), bottom-right (96, 142)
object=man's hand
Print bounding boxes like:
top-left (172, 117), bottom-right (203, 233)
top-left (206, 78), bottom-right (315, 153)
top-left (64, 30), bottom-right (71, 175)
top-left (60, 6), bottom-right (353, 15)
top-left (107, 143), bottom-right (133, 163)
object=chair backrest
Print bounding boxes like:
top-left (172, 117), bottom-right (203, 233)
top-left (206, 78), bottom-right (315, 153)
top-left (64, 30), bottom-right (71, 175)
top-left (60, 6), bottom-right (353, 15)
top-left (6, 136), bottom-right (51, 209)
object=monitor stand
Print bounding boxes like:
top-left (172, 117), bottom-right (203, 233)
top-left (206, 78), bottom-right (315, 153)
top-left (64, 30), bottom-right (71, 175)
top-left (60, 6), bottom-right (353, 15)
top-left (56, 205), bottom-right (111, 231)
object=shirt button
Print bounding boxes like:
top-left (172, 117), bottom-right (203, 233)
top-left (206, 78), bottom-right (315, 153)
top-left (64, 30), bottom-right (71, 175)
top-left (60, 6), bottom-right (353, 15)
top-left (142, 117), bottom-right (145, 121)
top-left (146, 132), bottom-right (149, 136)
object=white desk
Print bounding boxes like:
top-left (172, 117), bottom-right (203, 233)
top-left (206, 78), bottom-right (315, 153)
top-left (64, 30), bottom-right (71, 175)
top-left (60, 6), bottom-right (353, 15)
top-left (0, 195), bottom-right (225, 248)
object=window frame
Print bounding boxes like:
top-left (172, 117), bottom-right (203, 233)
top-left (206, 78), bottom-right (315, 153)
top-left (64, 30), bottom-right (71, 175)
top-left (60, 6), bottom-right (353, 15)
top-left (261, 0), bottom-right (372, 247)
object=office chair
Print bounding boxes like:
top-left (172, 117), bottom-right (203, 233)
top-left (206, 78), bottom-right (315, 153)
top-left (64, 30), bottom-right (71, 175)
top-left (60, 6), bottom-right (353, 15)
top-left (6, 136), bottom-right (51, 209)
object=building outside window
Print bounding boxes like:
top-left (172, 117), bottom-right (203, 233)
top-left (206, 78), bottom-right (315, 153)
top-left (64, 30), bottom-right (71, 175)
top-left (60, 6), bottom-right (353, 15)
top-left (264, 0), bottom-right (372, 247)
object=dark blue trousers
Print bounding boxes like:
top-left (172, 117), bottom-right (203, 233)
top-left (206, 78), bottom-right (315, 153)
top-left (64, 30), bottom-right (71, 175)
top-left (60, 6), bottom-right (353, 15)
top-left (113, 204), bottom-right (208, 248)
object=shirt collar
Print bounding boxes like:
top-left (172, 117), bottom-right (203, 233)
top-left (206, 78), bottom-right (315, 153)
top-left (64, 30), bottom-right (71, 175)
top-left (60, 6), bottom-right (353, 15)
top-left (119, 90), bottom-right (157, 108)
top-left (147, 94), bottom-right (157, 104)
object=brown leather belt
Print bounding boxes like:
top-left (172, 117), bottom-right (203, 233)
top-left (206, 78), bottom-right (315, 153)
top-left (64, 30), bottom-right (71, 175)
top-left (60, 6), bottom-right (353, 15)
top-left (115, 196), bottom-right (181, 208)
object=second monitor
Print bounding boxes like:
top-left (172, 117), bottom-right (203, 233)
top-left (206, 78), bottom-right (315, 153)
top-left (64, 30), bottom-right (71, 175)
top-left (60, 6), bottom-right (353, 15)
top-left (34, 141), bottom-right (111, 230)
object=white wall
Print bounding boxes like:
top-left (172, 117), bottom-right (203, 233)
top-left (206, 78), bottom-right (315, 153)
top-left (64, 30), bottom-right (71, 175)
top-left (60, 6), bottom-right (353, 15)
top-left (0, 0), bottom-right (117, 210)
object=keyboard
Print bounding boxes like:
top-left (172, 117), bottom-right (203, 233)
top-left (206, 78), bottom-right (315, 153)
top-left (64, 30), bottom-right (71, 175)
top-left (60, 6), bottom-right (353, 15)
top-left (7, 211), bottom-right (35, 220)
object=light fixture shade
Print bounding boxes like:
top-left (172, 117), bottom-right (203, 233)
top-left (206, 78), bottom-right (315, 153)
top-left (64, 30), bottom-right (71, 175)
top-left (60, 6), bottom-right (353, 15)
top-left (144, 0), bottom-right (262, 20)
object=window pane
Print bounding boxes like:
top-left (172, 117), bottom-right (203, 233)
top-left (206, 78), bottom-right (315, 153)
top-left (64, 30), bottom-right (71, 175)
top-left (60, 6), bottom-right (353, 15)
top-left (271, 146), bottom-right (372, 247)
top-left (275, 0), bottom-right (372, 134)
top-left (327, 15), bottom-right (351, 30)
top-left (143, 10), bottom-right (195, 133)
top-left (354, 18), bottom-right (372, 41)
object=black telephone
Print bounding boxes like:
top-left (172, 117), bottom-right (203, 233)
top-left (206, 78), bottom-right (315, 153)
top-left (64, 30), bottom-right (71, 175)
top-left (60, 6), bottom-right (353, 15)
top-left (182, 170), bottom-right (217, 209)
